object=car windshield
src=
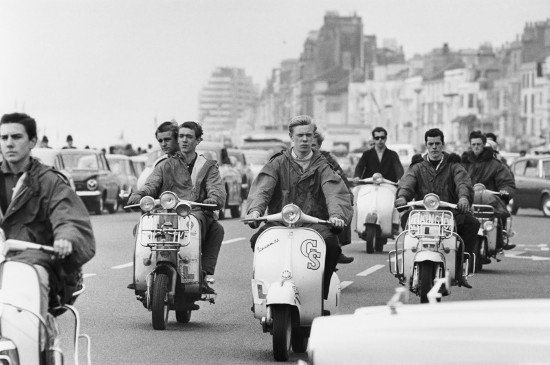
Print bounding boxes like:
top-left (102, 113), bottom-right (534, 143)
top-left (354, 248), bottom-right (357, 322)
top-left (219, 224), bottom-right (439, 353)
top-left (61, 153), bottom-right (99, 170)
top-left (109, 158), bottom-right (131, 175)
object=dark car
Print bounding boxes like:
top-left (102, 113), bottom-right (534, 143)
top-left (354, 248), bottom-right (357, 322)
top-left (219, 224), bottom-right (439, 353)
top-left (509, 155), bottom-right (550, 216)
top-left (106, 154), bottom-right (139, 207)
top-left (52, 149), bottom-right (120, 214)
top-left (228, 148), bottom-right (254, 200)
top-left (31, 148), bottom-right (77, 191)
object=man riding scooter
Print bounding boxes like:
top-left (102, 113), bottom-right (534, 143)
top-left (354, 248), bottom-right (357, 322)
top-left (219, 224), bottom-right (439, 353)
top-left (245, 115), bottom-right (352, 300)
top-left (127, 121), bottom-right (226, 295)
top-left (461, 130), bottom-right (516, 253)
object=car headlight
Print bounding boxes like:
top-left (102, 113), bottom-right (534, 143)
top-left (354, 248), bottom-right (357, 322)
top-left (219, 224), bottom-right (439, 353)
top-left (483, 220), bottom-right (495, 232)
top-left (160, 191), bottom-right (178, 209)
top-left (139, 196), bottom-right (155, 212)
top-left (86, 179), bottom-right (98, 191)
top-left (423, 194), bottom-right (440, 210)
top-left (282, 204), bottom-right (301, 225)
top-left (474, 183), bottom-right (486, 193)
top-left (176, 202), bottom-right (191, 217)
top-left (372, 173), bottom-right (383, 184)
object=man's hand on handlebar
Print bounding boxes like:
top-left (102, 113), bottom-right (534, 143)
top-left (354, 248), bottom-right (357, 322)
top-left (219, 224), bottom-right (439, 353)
top-left (245, 211), bottom-right (261, 229)
top-left (53, 239), bottom-right (73, 259)
top-left (395, 197), bottom-right (407, 208)
top-left (328, 216), bottom-right (344, 228)
top-left (127, 194), bottom-right (141, 206)
top-left (457, 198), bottom-right (470, 214)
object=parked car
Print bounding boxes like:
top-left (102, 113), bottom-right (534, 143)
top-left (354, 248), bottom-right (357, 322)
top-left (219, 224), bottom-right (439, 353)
top-left (509, 155), bottom-right (550, 216)
top-left (241, 149), bottom-right (271, 183)
top-left (136, 147), bottom-right (165, 190)
top-left (31, 148), bottom-right (76, 191)
top-left (228, 148), bottom-right (254, 200)
top-left (130, 154), bottom-right (148, 177)
top-left (43, 149), bottom-right (120, 214)
top-left (106, 154), bottom-right (139, 208)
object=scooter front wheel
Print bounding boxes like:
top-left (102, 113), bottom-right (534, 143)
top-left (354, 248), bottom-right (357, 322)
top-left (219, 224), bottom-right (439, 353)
top-left (365, 225), bottom-right (377, 254)
top-left (272, 305), bottom-right (292, 361)
top-left (151, 273), bottom-right (169, 330)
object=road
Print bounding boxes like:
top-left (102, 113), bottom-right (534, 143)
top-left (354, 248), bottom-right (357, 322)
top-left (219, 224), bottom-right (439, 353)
top-left (62, 208), bottom-right (550, 365)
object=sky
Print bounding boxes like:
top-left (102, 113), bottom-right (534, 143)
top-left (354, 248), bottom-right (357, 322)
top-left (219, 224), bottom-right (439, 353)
top-left (1, 0), bottom-right (549, 150)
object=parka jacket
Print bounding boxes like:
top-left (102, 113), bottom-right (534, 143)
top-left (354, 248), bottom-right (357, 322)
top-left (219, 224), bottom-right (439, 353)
top-left (460, 147), bottom-right (516, 198)
top-left (246, 149), bottom-right (352, 224)
top-left (133, 152), bottom-right (226, 211)
top-left (0, 157), bottom-right (96, 302)
top-left (397, 152), bottom-right (473, 204)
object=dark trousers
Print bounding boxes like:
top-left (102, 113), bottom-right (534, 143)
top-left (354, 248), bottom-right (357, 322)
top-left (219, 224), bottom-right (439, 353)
top-left (193, 211), bottom-right (224, 275)
top-left (250, 222), bottom-right (341, 300)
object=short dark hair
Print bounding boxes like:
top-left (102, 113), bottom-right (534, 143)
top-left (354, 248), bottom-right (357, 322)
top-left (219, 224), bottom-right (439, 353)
top-left (180, 121), bottom-right (204, 139)
top-left (0, 113), bottom-right (38, 141)
top-left (288, 115), bottom-right (316, 135)
top-left (469, 130), bottom-right (487, 144)
top-left (485, 132), bottom-right (497, 142)
top-left (424, 128), bottom-right (445, 144)
top-left (155, 121), bottom-right (179, 140)
top-left (314, 131), bottom-right (325, 146)
top-left (371, 127), bottom-right (387, 138)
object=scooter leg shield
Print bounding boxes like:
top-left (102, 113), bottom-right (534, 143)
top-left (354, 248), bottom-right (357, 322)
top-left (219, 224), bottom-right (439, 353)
top-left (266, 281), bottom-right (300, 308)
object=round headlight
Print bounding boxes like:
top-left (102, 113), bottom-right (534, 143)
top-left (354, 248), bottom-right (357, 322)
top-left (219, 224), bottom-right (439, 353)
top-left (139, 196), bottom-right (155, 212)
top-left (372, 173), bottom-right (383, 184)
top-left (282, 204), bottom-right (301, 225)
top-left (160, 191), bottom-right (178, 209)
top-left (86, 179), bottom-right (98, 190)
top-left (176, 202), bottom-right (191, 217)
top-left (483, 221), bottom-right (495, 232)
top-left (473, 183), bottom-right (486, 193)
top-left (423, 194), bottom-right (440, 210)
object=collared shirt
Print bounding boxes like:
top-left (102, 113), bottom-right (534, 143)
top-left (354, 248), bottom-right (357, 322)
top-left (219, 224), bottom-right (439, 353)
top-left (291, 148), bottom-right (313, 171)
top-left (0, 160), bottom-right (31, 213)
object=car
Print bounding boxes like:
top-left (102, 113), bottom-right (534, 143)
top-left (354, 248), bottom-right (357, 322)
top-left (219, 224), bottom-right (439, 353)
top-left (304, 287), bottom-right (550, 365)
top-left (228, 148), bottom-right (254, 200)
top-left (241, 148), bottom-right (271, 183)
top-left (387, 143), bottom-right (416, 171)
top-left (42, 148), bottom-right (120, 214)
top-left (130, 154), bottom-right (148, 177)
top-left (31, 148), bottom-right (76, 191)
top-left (509, 155), bottom-right (550, 216)
top-left (136, 148), bottom-right (165, 190)
top-left (197, 142), bottom-right (243, 219)
top-left (106, 154), bottom-right (139, 208)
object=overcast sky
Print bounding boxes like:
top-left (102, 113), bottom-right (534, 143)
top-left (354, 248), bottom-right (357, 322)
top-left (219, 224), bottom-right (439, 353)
top-left (1, 0), bottom-right (549, 149)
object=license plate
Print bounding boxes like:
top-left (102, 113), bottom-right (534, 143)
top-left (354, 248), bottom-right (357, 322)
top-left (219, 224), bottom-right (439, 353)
top-left (408, 211), bottom-right (453, 237)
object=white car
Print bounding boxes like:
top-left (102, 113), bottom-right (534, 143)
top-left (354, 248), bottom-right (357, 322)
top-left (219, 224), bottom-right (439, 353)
top-left (304, 289), bottom-right (550, 365)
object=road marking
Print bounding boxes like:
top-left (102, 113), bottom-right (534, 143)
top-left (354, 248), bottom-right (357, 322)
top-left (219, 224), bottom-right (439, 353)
top-left (112, 262), bottom-right (133, 269)
top-left (504, 251), bottom-right (550, 261)
top-left (357, 264), bottom-right (385, 277)
top-left (340, 281), bottom-right (353, 290)
top-left (83, 273), bottom-right (96, 278)
top-left (223, 237), bottom-right (246, 245)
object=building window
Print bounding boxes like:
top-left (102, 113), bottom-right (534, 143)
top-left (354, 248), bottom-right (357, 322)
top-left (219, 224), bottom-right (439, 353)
top-left (524, 95), bottom-right (528, 114)
top-left (327, 102), bottom-right (342, 112)
top-left (468, 93), bottom-right (475, 108)
top-left (531, 94), bottom-right (535, 113)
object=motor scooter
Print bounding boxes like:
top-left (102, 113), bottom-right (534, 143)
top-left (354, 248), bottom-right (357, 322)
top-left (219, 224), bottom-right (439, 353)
top-left (388, 194), bottom-right (473, 303)
top-left (351, 173), bottom-right (399, 253)
top-left (472, 183), bottom-right (515, 272)
top-left (0, 230), bottom-right (91, 365)
top-left (243, 204), bottom-right (341, 362)
top-left (125, 191), bottom-right (217, 330)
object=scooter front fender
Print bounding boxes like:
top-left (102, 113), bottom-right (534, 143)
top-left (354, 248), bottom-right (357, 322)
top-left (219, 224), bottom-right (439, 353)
top-left (414, 250), bottom-right (445, 264)
top-left (266, 280), bottom-right (300, 308)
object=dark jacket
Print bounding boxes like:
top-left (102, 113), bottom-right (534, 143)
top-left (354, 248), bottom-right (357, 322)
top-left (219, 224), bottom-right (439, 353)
top-left (246, 149), bottom-right (352, 224)
top-left (1, 157), bottom-right (96, 302)
top-left (353, 147), bottom-right (404, 182)
top-left (460, 147), bottom-right (516, 198)
top-left (397, 152), bottom-right (473, 204)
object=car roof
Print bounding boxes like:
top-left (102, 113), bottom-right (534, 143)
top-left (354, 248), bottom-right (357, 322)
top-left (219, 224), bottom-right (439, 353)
top-left (106, 154), bottom-right (130, 160)
top-left (512, 155), bottom-right (550, 163)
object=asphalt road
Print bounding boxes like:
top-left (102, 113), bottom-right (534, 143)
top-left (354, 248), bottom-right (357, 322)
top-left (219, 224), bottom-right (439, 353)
top-left (60, 207), bottom-right (550, 365)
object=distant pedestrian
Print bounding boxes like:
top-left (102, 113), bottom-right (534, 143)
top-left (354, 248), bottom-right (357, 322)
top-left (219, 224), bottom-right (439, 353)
top-left (39, 136), bottom-right (51, 148)
top-left (62, 135), bottom-right (76, 149)
top-left (519, 150), bottom-right (527, 157)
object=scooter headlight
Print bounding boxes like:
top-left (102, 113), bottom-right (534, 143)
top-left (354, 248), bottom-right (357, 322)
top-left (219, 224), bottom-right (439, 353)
top-left (423, 194), bottom-right (440, 210)
top-left (176, 202), bottom-right (192, 217)
top-left (372, 173), bottom-right (383, 184)
top-left (139, 196), bottom-right (155, 212)
top-left (483, 220), bottom-right (495, 232)
top-left (160, 191), bottom-right (178, 209)
top-left (473, 183), bottom-right (486, 193)
top-left (282, 204), bottom-right (301, 225)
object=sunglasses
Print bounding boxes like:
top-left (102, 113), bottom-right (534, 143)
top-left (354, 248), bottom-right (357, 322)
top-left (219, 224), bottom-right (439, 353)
top-left (373, 136), bottom-right (386, 140)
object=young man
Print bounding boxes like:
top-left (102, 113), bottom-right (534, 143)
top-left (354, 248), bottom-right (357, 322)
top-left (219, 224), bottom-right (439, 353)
top-left (354, 127), bottom-right (404, 182)
top-left (155, 121), bottom-right (180, 156)
top-left (396, 128), bottom-right (479, 288)
top-left (245, 115), bottom-right (352, 299)
top-left (0, 113), bottom-right (96, 317)
top-left (127, 121), bottom-right (226, 294)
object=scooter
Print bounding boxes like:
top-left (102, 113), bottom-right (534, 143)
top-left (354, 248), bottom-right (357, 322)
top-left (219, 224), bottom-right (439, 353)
top-left (0, 230), bottom-right (91, 365)
top-left (243, 204), bottom-right (341, 362)
top-left (388, 194), bottom-right (473, 303)
top-left (472, 183), bottom-right (515, 272)
top-left (351, 173), bottom-right (399, 253)
top-left (125, 191), bottom-right (217, 330)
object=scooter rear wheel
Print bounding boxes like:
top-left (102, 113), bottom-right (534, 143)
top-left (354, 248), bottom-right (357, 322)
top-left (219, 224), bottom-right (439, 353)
top-left (418, 262), bottom-right (435, 304)
top-left (365, 225), bottom-right (376, 254)
top-left (272, 305), bottom-right (292, 361)
top-left (176, 310), bottom-right (192, 323)
top-left (151, 273), bottom-right (169, 330)
top-left (291, 328), bottom-right (308, 353)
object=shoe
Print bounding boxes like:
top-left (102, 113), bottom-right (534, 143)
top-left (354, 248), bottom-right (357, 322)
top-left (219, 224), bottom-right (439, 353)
top-left (457, 277), bottom-right (472, 289)
top-left (481, 257), bottom-right (491, 265)
top-left (184, 303), bottom-right (200, 310)
top-left (127, 283), bottom-right (135, 290)
top-left (337, 253), bottom-right (354, 264)
top-left (322, 309), bottom-right (330, 316)
top-left (503, 244), bottom-right (516, 250)
top-left (202, 282), bottom-right (216, 295)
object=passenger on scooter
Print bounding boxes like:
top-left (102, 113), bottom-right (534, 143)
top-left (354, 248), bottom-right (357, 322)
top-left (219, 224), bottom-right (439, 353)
top-left (156, 120), bottom-right (180, 156)
top-left (461, 130), bottom-right (516, 251)
top-left (127, 121), bottom-right (226, 294)
top-left (395, 128), bottom-right (479, 289)
top-left (312, 131), bottom-right (354, 264)
top-left (0, 113), bottom-right (96, 318)
top-left (245, 115), bottom-right (353, 299)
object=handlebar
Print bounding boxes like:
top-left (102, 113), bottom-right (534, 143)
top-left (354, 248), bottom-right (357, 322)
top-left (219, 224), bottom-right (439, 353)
top-left (1, 239), bottom-right (55, 257)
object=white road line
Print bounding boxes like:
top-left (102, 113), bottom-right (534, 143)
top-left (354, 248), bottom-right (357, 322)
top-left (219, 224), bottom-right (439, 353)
top-left (222, 237), bottom-right (246, 245)
top-left (340, 281), bottom-right (353, 290)
top-left (112, 262), bottom-right (133, 269)
top-left (83, 273), bottom-right (96, 278)
top-left (357, 264), bottom-right (385, 277)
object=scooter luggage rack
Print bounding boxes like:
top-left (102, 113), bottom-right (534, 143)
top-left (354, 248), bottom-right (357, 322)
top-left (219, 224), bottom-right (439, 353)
top-left (407, 210), bottom-right (454, 239)
top-left (472, 204), bottom-right (495, 219)
top-left (140, 227), bottom-right (188, 248)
